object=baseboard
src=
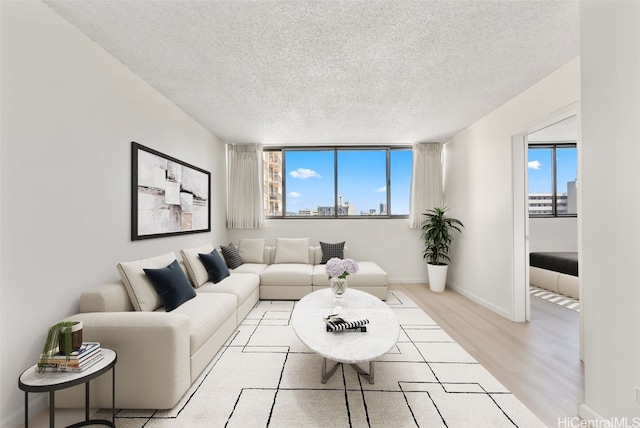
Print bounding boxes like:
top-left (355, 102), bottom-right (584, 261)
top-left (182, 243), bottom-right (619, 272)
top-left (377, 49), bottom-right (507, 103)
top-left (388, 277), bottom-right (427, 284)
top-left (578, 403), bottom-right (605, 423)
top-left (447, 283), bottom-right (514, 321)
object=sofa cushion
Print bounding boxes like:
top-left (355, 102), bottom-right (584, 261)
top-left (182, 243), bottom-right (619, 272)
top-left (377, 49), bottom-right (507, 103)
top-left (312, 261), bottom-right (388, 287)
top-left (233, 263), bottom-right (269, 275)
top-left (319, 241), bottom-right (345, 264)
top-left (238, 238), bottom-right (265, 263)
top-left (260, 263), bottom-right (313, 286)
top-left (197, 273), bottom-right (259, 306)
top-left (144, 260), bottom-right (197, 312)
top-left (180, 243), bottom-right (214, 287)
top-left (273, 238), bottom-right (310, 264)
top-left (163, 293), bottom-right (237, 355)
top-left (117, 252), bottom-right (177, 311)
top-left (199, 250), bottom-right (230, 283)
top-left (220, 243), bottom-right (244, 269)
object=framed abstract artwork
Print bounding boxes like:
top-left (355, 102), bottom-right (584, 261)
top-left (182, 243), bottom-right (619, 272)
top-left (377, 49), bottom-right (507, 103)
top-left (131, 142), bottom-right (211, 240)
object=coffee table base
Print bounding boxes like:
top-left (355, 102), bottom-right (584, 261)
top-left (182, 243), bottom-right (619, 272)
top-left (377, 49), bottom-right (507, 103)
top-left (321, 358), bottom-right (375, 384)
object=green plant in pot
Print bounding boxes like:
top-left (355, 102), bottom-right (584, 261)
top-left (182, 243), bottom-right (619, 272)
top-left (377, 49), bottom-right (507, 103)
top-left (421, 207), bottom-right (464, 292)
top-left (38, 321), bottom-right (83, 373)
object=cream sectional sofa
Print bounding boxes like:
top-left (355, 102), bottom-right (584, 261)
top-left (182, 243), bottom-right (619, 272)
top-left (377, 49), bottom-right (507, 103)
top-left (260, 245), bottom-right (388, 300)
top-left (238, 237), bottom-right (388, 300)
top-left (56, 238), bottom-right (387, 410)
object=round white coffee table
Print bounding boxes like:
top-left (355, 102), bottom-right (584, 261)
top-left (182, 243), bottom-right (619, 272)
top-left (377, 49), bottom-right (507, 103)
top-left (291, 288), bottom-right (400, 384)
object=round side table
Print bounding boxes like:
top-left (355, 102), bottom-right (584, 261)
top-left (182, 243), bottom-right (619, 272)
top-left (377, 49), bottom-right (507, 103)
top-left (18, 348), bottom-right (117, 428)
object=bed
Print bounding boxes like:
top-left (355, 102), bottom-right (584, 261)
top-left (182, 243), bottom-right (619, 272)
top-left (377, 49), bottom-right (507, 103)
top-left (529, 252), bottom-right (579, 299)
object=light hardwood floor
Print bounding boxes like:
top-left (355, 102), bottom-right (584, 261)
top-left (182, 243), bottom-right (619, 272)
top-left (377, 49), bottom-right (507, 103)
top-left (390, 283), bottom-right (584, 428)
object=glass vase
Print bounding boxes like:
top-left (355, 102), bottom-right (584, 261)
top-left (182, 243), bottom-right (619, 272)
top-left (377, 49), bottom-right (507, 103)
top-left (330, 277), bottom-right (347, 298)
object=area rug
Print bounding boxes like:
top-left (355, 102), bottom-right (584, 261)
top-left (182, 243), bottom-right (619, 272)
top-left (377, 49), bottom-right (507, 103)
top-left (529, 285), bottom-right (580, 312)
top-left (96, 291), bottom-right (544, 427)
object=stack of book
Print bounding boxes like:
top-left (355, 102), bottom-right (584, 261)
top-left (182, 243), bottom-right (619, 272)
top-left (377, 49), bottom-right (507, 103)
top-left (37, 342), bottom-right (103, 372)
top-left (323, 315), bottom-right (369, 332)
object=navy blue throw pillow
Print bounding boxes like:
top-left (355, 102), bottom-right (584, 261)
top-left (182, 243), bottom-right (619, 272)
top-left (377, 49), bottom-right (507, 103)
top-left (199, 249), bottom-right (231, 284)
top-left (144, 259), bottom-right (196, 312)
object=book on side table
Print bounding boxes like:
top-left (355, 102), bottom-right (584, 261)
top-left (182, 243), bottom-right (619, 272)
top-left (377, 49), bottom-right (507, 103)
top-left (37, 341), bottom-right (104, 372)
top-left (323, 315), bottom-right (369, 332)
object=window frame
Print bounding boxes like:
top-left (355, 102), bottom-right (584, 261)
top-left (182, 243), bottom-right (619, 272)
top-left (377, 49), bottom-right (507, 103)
top-left (263, 146), bottom-right (412, 219)
top-left (527, 142), bottom-right (577, 218)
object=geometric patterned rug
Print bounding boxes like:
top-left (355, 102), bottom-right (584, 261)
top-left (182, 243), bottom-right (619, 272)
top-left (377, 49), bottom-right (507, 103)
top-left (529, 285), bottom-right (580, 312)
top-left (96, 291), bottom-right (544, 427)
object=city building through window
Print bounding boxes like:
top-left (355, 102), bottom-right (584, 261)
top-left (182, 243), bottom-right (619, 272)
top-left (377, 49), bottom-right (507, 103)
top-left (528, 144), bottom-right (577, 216)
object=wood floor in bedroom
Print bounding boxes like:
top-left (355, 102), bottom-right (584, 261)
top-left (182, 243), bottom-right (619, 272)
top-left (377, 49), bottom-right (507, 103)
top-left (391, 283), bottom-right (583, 428)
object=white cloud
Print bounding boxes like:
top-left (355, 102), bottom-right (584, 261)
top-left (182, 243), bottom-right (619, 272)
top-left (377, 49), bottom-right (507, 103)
top-left (288, 191), bottom-right (301, 198)
top-left (528, 160), bottom-right (542, 170)
top-left (289, 168), bottom-right (321, 179)
top-left (376, 186), bottom-right (387, 193)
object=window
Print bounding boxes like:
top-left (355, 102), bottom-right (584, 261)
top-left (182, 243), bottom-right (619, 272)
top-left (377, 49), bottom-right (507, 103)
top-left (337, 150), bottom-right (386, 216)
top-left (285, 149), bottom-right (334, 217)
top-left (528, 144), bottom-right (577, 216)
top-left (263, 147), bottom-right (412, 218)
top-left (390, 149), bottom-right (412, 216)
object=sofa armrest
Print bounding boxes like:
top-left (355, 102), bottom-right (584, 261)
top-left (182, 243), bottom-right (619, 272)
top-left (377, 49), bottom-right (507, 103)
top-left (58, 311), bottom-right (191, 409)
top-left (80, 282), bottom-right (134, 313)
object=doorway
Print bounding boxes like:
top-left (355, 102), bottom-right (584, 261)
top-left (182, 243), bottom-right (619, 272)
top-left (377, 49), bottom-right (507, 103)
top-left (511, 106), bottom-right (580, 325)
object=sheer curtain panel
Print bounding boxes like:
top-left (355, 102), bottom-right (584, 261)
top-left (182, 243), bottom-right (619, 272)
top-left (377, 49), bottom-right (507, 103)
top-left (227, 144), bottom-right (264, 229)
top-left (409, 143), bottom-right (443, 229)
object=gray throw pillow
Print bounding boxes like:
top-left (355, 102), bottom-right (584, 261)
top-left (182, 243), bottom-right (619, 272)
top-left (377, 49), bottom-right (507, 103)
top-left (220, 243), bottom-right (244, 269)
top-left (320, 241), bottom-right (345, 264)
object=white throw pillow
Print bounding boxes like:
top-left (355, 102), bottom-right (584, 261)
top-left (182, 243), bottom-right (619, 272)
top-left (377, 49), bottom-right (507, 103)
top-left (117, 252), bottom-right (177, 311)
top-left (238, 238), bottom-right (265, 263)
top-left (180, 243), bottom-right (214, 287)
top-left (273, 238), bottom-right (310, 264)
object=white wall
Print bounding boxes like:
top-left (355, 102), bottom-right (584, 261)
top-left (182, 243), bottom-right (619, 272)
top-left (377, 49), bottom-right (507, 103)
top-left (443, 59), bottom-right (580, 319)
top-left (0, 2), bottom-right (227, 426)
top-left (529, 217), bottom-right (578, 253)
top-left (579, 1), bottom-right (640, 421)
top-left (228, 218), bottom-right (426, 283)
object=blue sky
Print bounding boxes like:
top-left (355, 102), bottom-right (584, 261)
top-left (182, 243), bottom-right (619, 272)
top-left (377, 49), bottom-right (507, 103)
top-left (528, 147), bottom-right (577, 193)
top-left (284, 149), bottom-right (412, 215)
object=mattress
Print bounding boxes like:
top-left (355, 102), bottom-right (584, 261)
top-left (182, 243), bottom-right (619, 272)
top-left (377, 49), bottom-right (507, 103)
top-left (529, 252), bottom-right (578, 277)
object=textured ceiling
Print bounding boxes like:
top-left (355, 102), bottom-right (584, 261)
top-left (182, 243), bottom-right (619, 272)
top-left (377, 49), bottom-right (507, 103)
top-left (45, 0), bottom-right (579, 146)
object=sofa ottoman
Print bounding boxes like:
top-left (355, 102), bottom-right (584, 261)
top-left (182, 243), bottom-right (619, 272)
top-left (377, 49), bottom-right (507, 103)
top-left (260, 263), bottom-right (314, 299)
top-left (311, 261), bottom-right (388, 300)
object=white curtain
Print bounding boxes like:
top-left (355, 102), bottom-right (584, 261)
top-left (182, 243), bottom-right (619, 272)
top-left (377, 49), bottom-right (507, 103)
top-left (226, 143), bottom-right (264, 229)
top-left (409, 142), bottom-right (444, 229)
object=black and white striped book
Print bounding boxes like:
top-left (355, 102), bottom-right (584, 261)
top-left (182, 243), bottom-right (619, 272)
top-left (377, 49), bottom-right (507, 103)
top-left (323, 315), bottom-right (369, 332)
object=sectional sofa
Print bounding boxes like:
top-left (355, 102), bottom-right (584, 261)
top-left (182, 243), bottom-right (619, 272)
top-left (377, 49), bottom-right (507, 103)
top-left (56, 238), bottom-right (387, 410)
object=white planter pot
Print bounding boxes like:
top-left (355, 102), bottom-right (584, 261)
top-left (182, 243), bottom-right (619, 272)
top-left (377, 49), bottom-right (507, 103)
top-left (427, 264), bottom-right (448, 292)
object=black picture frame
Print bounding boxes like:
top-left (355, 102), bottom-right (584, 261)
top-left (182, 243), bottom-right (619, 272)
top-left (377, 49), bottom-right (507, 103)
top-left (131, 142), bottom-right (211, 241)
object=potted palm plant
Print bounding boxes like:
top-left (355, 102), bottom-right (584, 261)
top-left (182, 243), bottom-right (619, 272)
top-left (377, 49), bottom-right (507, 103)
top-left (421, 207), bottom-right (464, 292)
